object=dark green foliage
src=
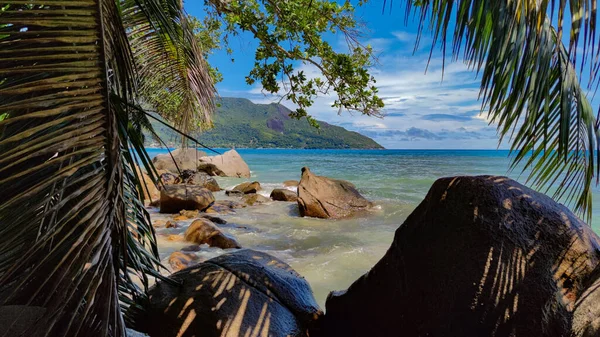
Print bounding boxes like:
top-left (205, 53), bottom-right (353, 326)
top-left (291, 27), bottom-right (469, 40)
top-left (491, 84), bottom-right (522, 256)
top-left (146, 98), bottom-right (383, 149)
top-left (204, 0), bottom-right (384, 122)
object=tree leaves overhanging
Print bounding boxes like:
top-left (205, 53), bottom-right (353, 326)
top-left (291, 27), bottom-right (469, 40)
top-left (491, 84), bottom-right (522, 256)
top-left (205, 0), bottom-right (385, 127)
top-left (122, 0), bottom-right (217, 139)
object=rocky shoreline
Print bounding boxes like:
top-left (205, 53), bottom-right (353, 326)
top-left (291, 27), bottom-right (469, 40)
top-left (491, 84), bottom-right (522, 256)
top-left (142, 148), bottom-right (377, 275)
top-left (131, 149), bottom-right (600, 337)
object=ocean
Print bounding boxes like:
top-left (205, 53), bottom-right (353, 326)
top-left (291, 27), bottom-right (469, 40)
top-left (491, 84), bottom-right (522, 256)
top-left (145, 148), bottom-right (600, 307)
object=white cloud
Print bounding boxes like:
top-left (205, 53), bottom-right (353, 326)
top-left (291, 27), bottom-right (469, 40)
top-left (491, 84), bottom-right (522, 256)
top-left (231, 44), bottom-right (503, 149)
top-left (392, 31), bottom-right (415, 42)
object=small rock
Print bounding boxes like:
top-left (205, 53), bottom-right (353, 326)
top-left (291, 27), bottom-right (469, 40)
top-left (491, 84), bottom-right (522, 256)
top-left (206, 200), bottom-right (246, 214)
top-left (233, 181), bottom-right (262, 194)
top-left (200, 214), bottom-right (227, 225)
top-left (166, 234), bottom-right (183, 242)
top-left (184, 218), bottom-right (241, 249)
top-left (165, 221), bottom-right (177, 229)
top-left (185, 172), bottom-right (221, 192)
top-left (204, 207), bottom-right (219, 214)
top-left (217, 200), bottom-right (246, 209)
top-left (225, 190), bottom-right (244, 196)
top-left (181, 245), bottom-right (202, 252)
top-left (179, 209), bottom-right (199, 218)
top-left (242, 193), bottom-right (270, 206)
top-left (271, 188), bottom-right (298, 202)
top-left (159, 172), bottom-right (178, 186)
top-left (283, 180), bottom-right (299, 187)
top-left (172, 215), bottom-right (188, 221)
top-left (168, 251), bottom-right (200, 272)
top-left (152, 220), bottom-right (166, 228)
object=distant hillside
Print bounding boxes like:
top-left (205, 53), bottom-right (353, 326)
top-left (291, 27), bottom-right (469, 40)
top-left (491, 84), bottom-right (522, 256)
top-left (146, 97), bottom-right (384, 149)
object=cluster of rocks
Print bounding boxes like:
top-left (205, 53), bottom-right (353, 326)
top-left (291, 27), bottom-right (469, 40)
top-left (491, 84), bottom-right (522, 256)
top-left (137, 149), bottom-right (600, 336)
top-left (152, 148), bottom-right (250, 178)
top-left (141, 146), bottom-right (376, 221)
top-left (136, 148), bottom-right (250, 207)
top-left (133, 174), bottom-right (600, 337)
top-left (222, 166), bottom-right (375, 219)
top-left (155, 210), bottom-right (244, 272)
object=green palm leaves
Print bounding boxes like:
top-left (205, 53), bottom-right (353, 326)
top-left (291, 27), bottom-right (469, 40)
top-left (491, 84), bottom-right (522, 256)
top-left (0, 2), bottom-right (132, 335)
top-left (0, 0), bottom-right (203, 335)
top-left (123, 0), bottom-right (216, 138)
top-left (400, 0), bottom-right (600, 220)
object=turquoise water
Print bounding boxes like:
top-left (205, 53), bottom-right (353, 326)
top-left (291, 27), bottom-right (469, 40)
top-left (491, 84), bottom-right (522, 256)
top-left (146, 148), bottom-right (600, 228)
top-left (146, 148), bottom-right (600, 306)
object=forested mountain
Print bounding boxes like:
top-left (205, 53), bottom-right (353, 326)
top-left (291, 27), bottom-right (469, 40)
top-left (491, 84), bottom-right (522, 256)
top-left (146, 97), bottom-right (383, 149)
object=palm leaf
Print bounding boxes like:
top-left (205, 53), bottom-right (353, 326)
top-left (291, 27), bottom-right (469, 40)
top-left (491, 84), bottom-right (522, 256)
top-left (398, 0), bottom-right (600, 220)
top-left (0, 1), bottom-right (165, 336)
top-left (122, 0), bottom-right (216, 140)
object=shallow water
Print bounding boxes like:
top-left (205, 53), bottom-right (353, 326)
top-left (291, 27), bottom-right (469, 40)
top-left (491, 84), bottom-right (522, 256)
top-left (147, 148), bottom-right (600, 308)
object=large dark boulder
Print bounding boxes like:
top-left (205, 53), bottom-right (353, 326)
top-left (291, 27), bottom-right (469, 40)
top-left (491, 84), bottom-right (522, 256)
top-left (159, 185), bottom-right (214, 214)
top-left (572, 269), bottom-right (600, 336)
top-left (131, 249), bottom-right (323, 337)
top-left (297, 167), bottom-right (372, 219)
top-left (225, 189), bottom-right (243, 196)
top-left (322, 175), bottom-right (600, 337)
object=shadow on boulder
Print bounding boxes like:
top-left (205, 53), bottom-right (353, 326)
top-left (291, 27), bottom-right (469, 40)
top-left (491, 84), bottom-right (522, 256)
top-left (321, 175), bottom-right (600, 337)
top-left (130, 250), bottom-right (322, 337)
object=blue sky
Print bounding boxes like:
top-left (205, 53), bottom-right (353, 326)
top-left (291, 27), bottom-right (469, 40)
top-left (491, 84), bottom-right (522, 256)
top-left (184, 2), bottom-right (570, 149)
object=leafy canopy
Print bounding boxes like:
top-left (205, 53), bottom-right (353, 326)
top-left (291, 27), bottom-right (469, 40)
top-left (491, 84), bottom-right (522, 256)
top-left (186, 0), bottom-right (386, 128)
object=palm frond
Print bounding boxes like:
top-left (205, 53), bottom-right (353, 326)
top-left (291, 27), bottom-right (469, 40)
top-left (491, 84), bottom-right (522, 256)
top-left (0, 1), bottom-right (164, 335)
top-left (122, 0), bottom-right (216, 140)
top-left (399, 0), bottom-right (600, 220)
